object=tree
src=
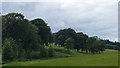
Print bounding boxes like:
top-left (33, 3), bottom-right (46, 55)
top-left (97, 40), bottom-right (106, 53)
top-left (55, 28), bottom-right (76, 46)
top-left (75, 32), bottom-right (88, 52)
top-left (48, 33), bottom-right (54, 43)
top-left (2, 13), bottom-right (25, 40)
top-left (64, 38), bottom-right (74, 49)
top-left (86, 37), bottom-right (106, 54)
top-left (31, 18), bottom-right (51, 45)
top-left (86, 37), bottom-right (96, 54)
top-left (2, 13), bottom-right (41, 51)
top-left (105, 39), bottom-right (120, 50)
top-left (56, 35), bottom-right (66, 46)
top-left (2, 38), bottom-right (18, 62)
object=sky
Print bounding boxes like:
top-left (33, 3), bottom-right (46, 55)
top-left (2, 0), bottom-right (119, 42)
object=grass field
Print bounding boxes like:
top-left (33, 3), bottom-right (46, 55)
top-left (3, 50), bottom-right (118, 66)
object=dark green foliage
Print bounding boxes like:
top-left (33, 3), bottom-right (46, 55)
top-left (86, 37), bottom-right (106, 54)
top-left (2, 13), bottom-right (41, 51)
top-left (105, 40), bottom-right (120, 50)
top-left (31, 51), bottom-right (40, 59)
top-left (64, 38), bottom-right (74, 49)
top-left (40, 45), bottom-right (48, 58)
top-left (75, 32), bottom-right (88, 52)
top-left (106, 44), bottom-right (120, 50)
top-left (97, 40), bottom-right (106, 52)
top-left (56, 35), bottom-right (66, 46)
top-left (26, 49), bottom-right (32, 59)
top-left (86, 37), bottom-right (96, 54)
top-left (2, 13), bottom-right (25, 40)
top-left (17, 48), bottom-right (26, 61)
top-left (55, 28), bottom-right (106, 54)
top-left (2, 13), bottom-right (50, 62)
top-left (64, 49), bottom-right (70, 54)
top-left (48, 33), bottom-right (54, 43)
top-left (2, 38), bottom-right (18, 62)
top-left (2, 12), bottom-right (116, 63)
top-left (31, 18), bottom-right (52, 45)
top-left (55, 28), bottom-right (76, 46)
top-left (48, 46), bottom-right (55, 57)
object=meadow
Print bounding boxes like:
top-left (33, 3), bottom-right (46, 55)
top-left (3, 49), bottom-right (118, 66)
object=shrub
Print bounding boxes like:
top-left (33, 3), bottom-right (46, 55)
top-left (17, 49), bottom-right (26, 61)
top-left (31, 51), bottom-right (40, 59)
top-left (2, 38), bottom-right (18, 62)
top-left (26, 49), bottom-right (32, 59)
top-left (40, 45), bottom-right (48, 58)
top-left (48, 46), bottom-right (55, 57)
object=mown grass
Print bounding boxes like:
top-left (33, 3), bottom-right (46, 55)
top-left (3, 50), bottom-right (118, 66)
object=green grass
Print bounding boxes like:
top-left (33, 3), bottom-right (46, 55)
top-left (3, 50), bottom-right (118, 66)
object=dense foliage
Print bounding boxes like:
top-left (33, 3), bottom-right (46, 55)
top-left (2, 13), bottom-right (119, 63)
top-left (105, 40), bottom-right (120, 50)
top-left (55, 29), bottom-right (107, 54)
top-left (2, 13), bottom-right (54, 63)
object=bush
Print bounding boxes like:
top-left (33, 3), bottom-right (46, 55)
top-left (17, 49), bottom-right (26, 61)
top-left (40, 45), bottom-right (48, 58)
top-left (2, 38), bottom-right (18, 62)
top-left (25, 50), bottom-right (30, 59)
top-left (31, 51), bottom-right (40, 59)
top-left (48, 46), bottom-right (55, 57)
top-left (65, 49), bottom-right (71, 54)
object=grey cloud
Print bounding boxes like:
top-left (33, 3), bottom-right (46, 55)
top-left (2, 0), bottom-right (118, 41)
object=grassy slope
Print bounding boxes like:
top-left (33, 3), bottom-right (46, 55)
top-left (3, 50), bottom-right (118, 66)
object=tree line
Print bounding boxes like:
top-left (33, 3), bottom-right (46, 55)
top-left (2, 13), bottom-right (119, 63)
top-left (105, 40), bottom-right (120, 50)
top-left (54, 28), bottom-right (106, 54)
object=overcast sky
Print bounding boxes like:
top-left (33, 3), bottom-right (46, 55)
top-left (2, 0), bottom-right (119, 42)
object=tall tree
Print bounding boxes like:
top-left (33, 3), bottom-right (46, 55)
top-left (97, 40), bottom-right (106, 53)
top-left (86, 37), bottom-right (96, 54)
top-left (31, 18), bottom-right (51, 45)
top-left (75, 32), bottom-right (88, 52)
top-left (2, 13), bottom-right (41, 51)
